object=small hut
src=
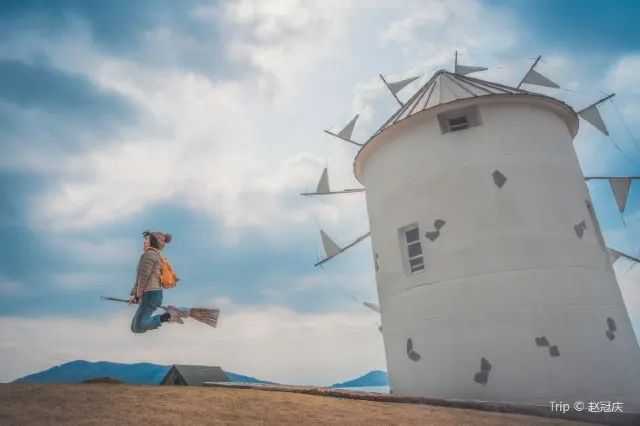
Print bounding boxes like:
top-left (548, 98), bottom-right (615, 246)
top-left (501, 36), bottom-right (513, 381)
top-left (160, 364), bottom-right (230, 386)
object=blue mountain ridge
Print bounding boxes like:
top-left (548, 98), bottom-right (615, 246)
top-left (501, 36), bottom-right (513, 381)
top-left (330, 370), bottom-right (388, 388)
top-left (12, 360), bottom-right (276, 385)
top-left (12, 360), bottom-right (388, 388)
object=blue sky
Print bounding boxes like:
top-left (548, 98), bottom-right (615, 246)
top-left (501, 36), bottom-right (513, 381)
top-left (1, 0), bottom-right (639, 385)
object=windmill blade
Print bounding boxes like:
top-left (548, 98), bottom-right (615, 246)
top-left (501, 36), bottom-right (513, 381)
top-left (584, 176), bottom-right (639, 213)
top-left (380, 74), bottom-right (420, 106)
top-left (577, 94), bottom-right (615, 135)
top-left (517, 56), bottom-right (560, 89)
top-left (455, 64), bottom-right (487, 76)
top-left (324, 115), bottom-right (362, 147)
top-left (301, 168), bottom-right (365, 196)
top-left (314, 230), bottom-right (372, 267)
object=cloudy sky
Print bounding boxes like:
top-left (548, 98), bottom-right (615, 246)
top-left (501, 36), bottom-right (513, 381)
top-left (1, 0), bottom-right (640, 385)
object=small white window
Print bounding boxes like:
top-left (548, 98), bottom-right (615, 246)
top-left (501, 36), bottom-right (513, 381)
top-left (402, 224), bottom-right (424, 274)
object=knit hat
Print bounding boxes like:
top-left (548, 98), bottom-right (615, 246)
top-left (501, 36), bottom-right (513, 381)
top-left (143, 230), bottom-right (172, 250)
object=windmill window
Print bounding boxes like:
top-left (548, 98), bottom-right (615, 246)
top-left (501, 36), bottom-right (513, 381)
top-left (438, 105), bottom-right (481, 135)
top-left (401, 224), bottom-right (424, 274)
top-left (448, 116), bottom-right (470, 132)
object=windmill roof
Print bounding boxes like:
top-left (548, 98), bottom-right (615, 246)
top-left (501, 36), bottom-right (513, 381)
top-left (373, 69), bottom-right (532, 135)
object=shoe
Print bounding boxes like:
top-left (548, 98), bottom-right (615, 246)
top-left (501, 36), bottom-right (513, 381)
top-left (166, 306), bottom-right (187, 324)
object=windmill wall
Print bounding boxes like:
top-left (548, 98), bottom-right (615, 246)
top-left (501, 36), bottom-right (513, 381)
top-left (356, 95), bottom-right (640, 410)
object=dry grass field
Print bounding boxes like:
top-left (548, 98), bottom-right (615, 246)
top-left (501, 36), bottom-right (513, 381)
top-left (0, 383), bottom-right (633, 426)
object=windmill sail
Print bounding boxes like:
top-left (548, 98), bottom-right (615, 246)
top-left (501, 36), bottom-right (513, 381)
top-left (325, 115), bottom-right (362, 146)
top-left (611, 178), bottom-right (632, 213)
top-left (301, 168), bottom-right (365, 196)
top-left (380, 74), bottom-right (420, 107)
top-left (317, 168), bottom-right (330, 193)
top-left (520, 69), bottom-right (560, 88)
top-left (584, 177), bottom-right (638, 213)
top-left (455, 64), bottom-right (487, 76)
top-left (577, 94), bottom-right (615, 135)
top-left (517, 56), bottom-right (559, 89)
top-left (314, 230), bottom-right (372, 267)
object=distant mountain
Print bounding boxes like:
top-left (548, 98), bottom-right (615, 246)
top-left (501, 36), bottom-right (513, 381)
top-left (330, 370), bottom-right (389, 388)
top-left (223, 372), bottom-right (278, 385)
top-left (13, 360), bottom-right (275, 385)
top-left (14, 360), bottom-right (170, 385)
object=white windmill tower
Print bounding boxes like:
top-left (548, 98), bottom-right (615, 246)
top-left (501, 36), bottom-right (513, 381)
top-left (304, 53), bottom-right (640, 411)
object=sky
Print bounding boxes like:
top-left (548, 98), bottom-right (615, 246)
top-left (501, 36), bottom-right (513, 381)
top-left (1, 0), bottom-right (640, 385)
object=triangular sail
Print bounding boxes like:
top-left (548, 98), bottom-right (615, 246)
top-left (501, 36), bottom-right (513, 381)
top-left (521, 69), bottom-right (560, 88)
top-left (386, 76), bottom-right (419, 95)
top-left (577, 94), bottom-right (615, 136)
top-left (314, 231), bottom-right (372, 267)
top-left (301, 168), bottom-right (366, 196)
top-left (320, 230), bottom-right (342, 259)
top-left (579, 104), bottom-right (609, 135)
top-left (317, 168), bottom-right (330, 193)
top-left (610, 178), bottom-right (632, 213)
top-left (324, 115), bottom-right (362, 146)
top-left (455, 64), bottom-right (487, 76)
top-left (517, 56), bottom-right (560, 89)
top-left (338, 115), bottom-right (359, 140)
top-left (585, 176), bottom-right (636, 213)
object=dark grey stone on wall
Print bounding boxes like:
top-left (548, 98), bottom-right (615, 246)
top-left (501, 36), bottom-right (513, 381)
top-left (549, 345), bottom-right (560, 357)
top-left (535, 336), bottom-right (550, 347)
top-left (492, 170), bottom-right (507, 188)
top-left (406, 338), bottom-right (421, 361)
top-left (574, 220), bottom-right (587, 238)
top-left (480, 357), bottom-right (492, 372)
top-left (607, 317), bottom-right (617, 332)
top-left (433, 219), bottom-right (446, 230)
top-left (408, 350), bottom-right (421, 362)
top-left (425, 230), bottom-right (440, 241)
top-left (606, 330), bottom-right (616, 341)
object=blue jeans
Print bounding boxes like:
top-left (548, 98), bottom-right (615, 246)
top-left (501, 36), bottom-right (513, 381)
top-left (130, 290), bottom-right (163, 333)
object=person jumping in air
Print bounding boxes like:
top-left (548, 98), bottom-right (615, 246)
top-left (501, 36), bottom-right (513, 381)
top-left (128, 230), bottom-right (187, 333)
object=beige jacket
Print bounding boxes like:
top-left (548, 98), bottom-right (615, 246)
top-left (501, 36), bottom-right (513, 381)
top-left (130, 249), bottom-right (163, 298)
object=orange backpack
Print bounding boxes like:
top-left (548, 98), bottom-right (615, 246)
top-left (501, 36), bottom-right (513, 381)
top-left (146, 248), bottom-right (179, 289)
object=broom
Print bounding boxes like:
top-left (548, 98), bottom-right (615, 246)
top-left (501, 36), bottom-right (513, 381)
top-left (100, 296), bottom-right (219, 328)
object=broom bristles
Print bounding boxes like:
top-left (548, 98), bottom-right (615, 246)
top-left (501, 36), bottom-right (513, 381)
top-left (188, 308), bottom-right (219, 328)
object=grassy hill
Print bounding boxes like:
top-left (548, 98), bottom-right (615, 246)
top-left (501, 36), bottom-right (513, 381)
top-left (0, 383), bottom-right (607, 426)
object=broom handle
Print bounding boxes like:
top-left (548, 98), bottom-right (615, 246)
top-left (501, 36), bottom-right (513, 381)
top-left (101, 296), bottom-right (219, 328)
top-left (100, 296), bottom-right (168, 310)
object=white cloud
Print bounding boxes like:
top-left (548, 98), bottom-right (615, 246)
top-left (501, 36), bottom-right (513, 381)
top-left (0, 303), bottom-right (385, 385)
top-left (51, 272), bottom-right (111, 291)
top-left (379, 0), bottom-right (518, 56)
top-left (0, 0), bottom-right (527, 246)
top-left (605, 55), bottom-right (640, 96)
top-left (51, 237), bottom-right (139, 266)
